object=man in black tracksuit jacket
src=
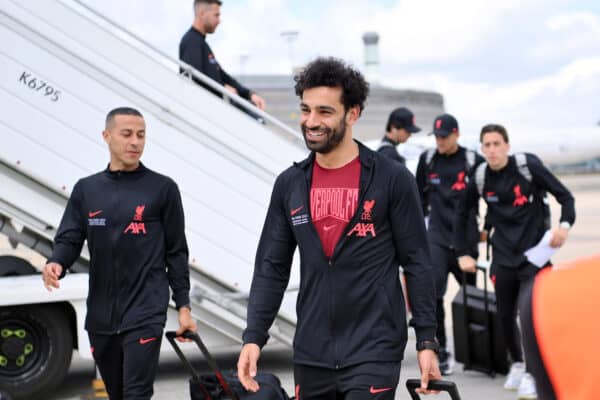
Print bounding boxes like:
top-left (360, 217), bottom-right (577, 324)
top-left (415, 113), bottom-right (484, 375)
top-left (179, 0), bottom-right (266, 111)
top-left (454, 123), bottom-right (575, 397)
top-left (237, 57), bottom-right (439, 399)
top-left (42, 107), bottom-right (196, 400)
top-left (377, 107), bottom-right (421, 165)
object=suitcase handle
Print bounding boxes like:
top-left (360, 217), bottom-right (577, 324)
top-left (165, 331), bottom-right (240, 400)
top-left (462, 264), bottom-right (490, 300)
top-left (461, 262), bottom-right (496, 375)
top-left (405, 379), bottom-right (461, 400)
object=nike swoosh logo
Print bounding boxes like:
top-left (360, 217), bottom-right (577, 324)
top-left (139, 337), bottom-right (157, 345)
top-left (88, 210), bottom-right (103, 218)
top-left (369, 386), bottom-right (392, 394)
top-left (290, 205), bottom-right (304, 216)
top-left (323, 224), bottom-right (335, 232)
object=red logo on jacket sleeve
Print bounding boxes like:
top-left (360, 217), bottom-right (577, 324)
top-left (451, 171), bottom-right (467, 191)
top-left (513, 185), bottom-right (528, 206)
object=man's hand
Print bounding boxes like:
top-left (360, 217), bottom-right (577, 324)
top-left (458, 255), bottom-right (477, 273)
top-left (224, 84), bottom-right (238, 95)
top-left (250, 93), bottom-right (266, 110)
top-left (42, 262), bottom-right (63, 291)
top-left (237, 343), bottom-right (261, 392)
top-left (175, 307), bottom-right (197, 342)
top-left (549, 227), bottom-right (569, 248)
top-left (416, 349), bottom-right (442, 394)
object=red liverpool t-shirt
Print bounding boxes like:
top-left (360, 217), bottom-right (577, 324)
top-left (310, 157), bottom-right (360, 258)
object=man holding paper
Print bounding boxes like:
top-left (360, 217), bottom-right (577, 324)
top-left (453, 123), bottom-right (575, 400)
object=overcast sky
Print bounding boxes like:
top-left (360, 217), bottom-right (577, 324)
top-left (84, 0), bottom-right (600, 139)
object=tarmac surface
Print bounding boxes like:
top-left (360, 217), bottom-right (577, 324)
top-left (5, 173), bottom-right (599, 400)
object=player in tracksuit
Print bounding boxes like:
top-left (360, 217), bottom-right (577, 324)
top-left (377, 107), bottom-right (421, 165)
top-left (454, 123), bottom-right (575, 400)
top-left (42, 107), bottom-right (197, 400)
top-left (236, 57), bottom-right (440, 399)
top-left (415, 113), bottom-right (484, 375)
top-left (179, 0), bottom-right (266, 111)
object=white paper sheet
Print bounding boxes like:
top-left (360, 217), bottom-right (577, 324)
top-left (524, 230), bottom-right (558, 267)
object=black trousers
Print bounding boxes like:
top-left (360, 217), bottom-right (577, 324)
top-left (294, 362), bottom-right (401, 400)
top-left (89, 324), bottom-right (163, 400)
top-left (429, 243), bottom-right (476, 348)
top-left (519, 279), bottom-right (556, 400)
top-left (491, 262), bottom-right (544, 364)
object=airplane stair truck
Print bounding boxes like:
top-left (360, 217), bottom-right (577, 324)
top-left (0, 1), bottom-right (306, 398)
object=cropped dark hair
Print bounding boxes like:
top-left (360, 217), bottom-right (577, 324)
top-left (480, 123), bottom-right (509, 143)
top-left (194, 0), bottom-right (222, 7)
top-left (105, 107), bottom-right (144, 128)
top-left (294, 57), bottom-right (370, 115)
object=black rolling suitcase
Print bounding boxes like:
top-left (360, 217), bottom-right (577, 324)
top-left (166, 331), bottom-right (290, 400)
top-left (451, 264), bottom-right (509, 376)
top-left (406, 379), bottom-right (461, 399)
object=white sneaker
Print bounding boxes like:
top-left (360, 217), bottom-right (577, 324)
top-left (438, 348), bottom-right (455, 375)
top-left (504, 362), bottom-right (525, 390)
top-left (517, 373), bottom-right (537, 399)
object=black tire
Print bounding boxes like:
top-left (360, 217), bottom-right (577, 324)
top-left (0, 304), bottom-right (73, 400)
top-left (0, 257), bottom-right (36, 277)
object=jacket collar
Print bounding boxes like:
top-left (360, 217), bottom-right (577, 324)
top-left (103, 162), bottom-right (148, 179)
top-left (294, 140), bottom-right (375, 170)
top-left (190, 26), bottom-right (206, 39)
top-left (381, 136), bottom-right (398, 147)
top-left (294, 141), bottom-right (375, 199)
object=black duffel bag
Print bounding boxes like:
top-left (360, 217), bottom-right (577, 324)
top-left (166, 331), bottom-right (290, 400)
top-left (189, 371), bottom-right (288, 400)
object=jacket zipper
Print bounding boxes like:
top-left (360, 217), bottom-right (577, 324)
top-left (301, 168), bottom-right (340, 367)
top-left (113, 172), bottom-right (122, 334)
top-left (301, 156), bottom-right (375, 369)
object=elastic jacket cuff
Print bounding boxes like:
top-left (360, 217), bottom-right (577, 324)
top-left (415, 327), bottom-right (437, 344)
top-left (242, 329), bottom-right (269, 349)
top-left (173, 293), bottom-right (190, 310)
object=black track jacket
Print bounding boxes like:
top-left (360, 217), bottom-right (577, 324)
top-left (49, 164), bottom-right (190, 334)
top-left (454, 153), bottom-right (575, 267)
top-left (377, 137), bottom-right (406, 165)
top-left (243, 142), bottom-right (436, 369)
top-left (416, 147), bottom-right (484, 255)
top-left (179, 27), bottom-right (252, 101)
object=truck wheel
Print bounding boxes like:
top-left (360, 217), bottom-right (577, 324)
top-left (0, 304), bottom-right (72, 400)
top-left (0, 257), bottom-right (36, 277)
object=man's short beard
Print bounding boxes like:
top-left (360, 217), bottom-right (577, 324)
top-left (301, 114), bottom-right (347, 154)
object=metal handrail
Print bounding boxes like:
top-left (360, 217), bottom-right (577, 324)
top-left (67, 0), bottom-right (303, 142)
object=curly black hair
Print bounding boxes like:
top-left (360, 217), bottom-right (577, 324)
top-left (294, 57), bottom-right (370, 115)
